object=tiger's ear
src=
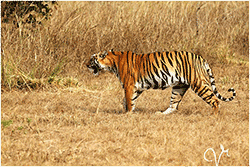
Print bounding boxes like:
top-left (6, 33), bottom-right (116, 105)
top-left (99, 51), bottom-right (107, 59)
top-left (109, 48), bottom-right (116, 55)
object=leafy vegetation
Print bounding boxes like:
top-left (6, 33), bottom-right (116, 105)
top-left (1, 120), bottom-right (13, 128)
top-left (1, 1), bottom-right (57, 27)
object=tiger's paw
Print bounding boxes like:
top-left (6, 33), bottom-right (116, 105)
top-left (155, 108), bottom-right (176, 115)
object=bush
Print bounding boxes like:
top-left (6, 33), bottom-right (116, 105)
top-left (1, 1), bottom-right (57, 28)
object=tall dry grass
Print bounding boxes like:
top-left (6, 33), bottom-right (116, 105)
top-left (1, 1), bottom-right (248, 90)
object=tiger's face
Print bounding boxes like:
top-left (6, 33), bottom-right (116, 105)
top-left (86, 51), bottom-right (114, 76)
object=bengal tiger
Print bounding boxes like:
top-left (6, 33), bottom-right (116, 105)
top-left (86, 50), bottom-right (236, 114)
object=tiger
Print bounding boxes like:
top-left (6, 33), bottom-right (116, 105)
top-left (86, 49), bottom-right (236, 114)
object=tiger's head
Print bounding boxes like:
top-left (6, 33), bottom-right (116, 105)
top-left (86, 50), bottom-right (116, 76)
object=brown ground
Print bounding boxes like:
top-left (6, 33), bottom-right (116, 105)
top-left (1, 1), bottom-right (249, 166)
top-left (1, 64), bottom-right (249, 166)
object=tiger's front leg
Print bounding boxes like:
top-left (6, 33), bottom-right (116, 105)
top-left (124, 84), bottom-right (143, 113)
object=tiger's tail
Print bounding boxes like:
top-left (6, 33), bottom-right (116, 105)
top-left (205, 62), bottom-right (236, 102)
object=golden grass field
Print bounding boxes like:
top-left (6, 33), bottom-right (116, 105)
top-left (1, 1), bottom-right (249, 166)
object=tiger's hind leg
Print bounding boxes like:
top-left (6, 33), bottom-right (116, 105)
top-left (191, 83), bottom-right (220, 114)
top-left (162, 83), bottom-right (190, 114)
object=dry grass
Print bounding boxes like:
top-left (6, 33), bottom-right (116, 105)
top-left (1, 1), bottom-right (249, 166)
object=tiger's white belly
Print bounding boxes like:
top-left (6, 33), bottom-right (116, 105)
top-left (135, 72), bottom-right (183, 91)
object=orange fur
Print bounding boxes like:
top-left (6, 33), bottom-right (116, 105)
top-left (86, 50), bottom-right (235, 114)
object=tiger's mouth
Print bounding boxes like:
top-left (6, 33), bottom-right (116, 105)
top-left (86, 59), bottom-right (102, 76)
